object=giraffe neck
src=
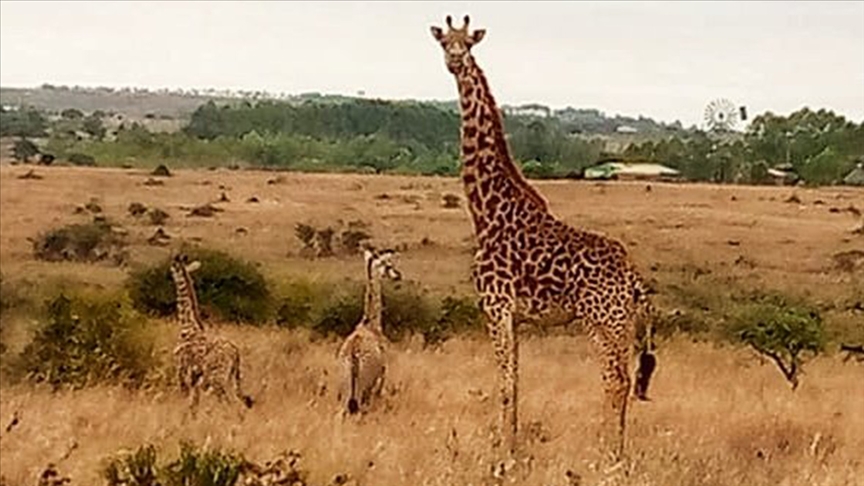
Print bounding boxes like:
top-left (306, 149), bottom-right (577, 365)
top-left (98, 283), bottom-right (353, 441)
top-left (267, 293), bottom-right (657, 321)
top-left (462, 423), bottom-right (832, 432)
top-left (454, 59), bottom-right (549, 235)
top-left (362, 264), bottom-right (384, 334)
top-left (172, 269), bottom-right (206, 335)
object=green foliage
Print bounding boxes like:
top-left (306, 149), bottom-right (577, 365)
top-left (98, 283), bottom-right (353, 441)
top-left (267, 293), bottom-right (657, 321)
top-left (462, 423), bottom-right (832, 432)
top-left (281, 277), bottom-right (478, 345)
top-left (82, 114), bottom-right (107, 140)
top-left (103, 442), bottom-right (247, 486)
top-left (163, 441), bottom-right (244, 486)
top-left (379, 281), bottom-right (438, 342)
top-left (31, 221), bottom-right (127, 264)
top-left (12, 137), bottom-right (40, 162)
top-left (68, 152), bottom-right (97, 166)
top-left (423, 295), bottom-right (485, 347)
top-left (61, 108), bottom-right (84, 120)
top-left (103, 444), bottom-right (160, 486)
top-left (727, 293), bottom-right (825, 390)
top-left (622, 108), bottom-right (863, 185)
top-left (10, 292), bottom-right (156, 389)
top-left (126, 248), bottom-right (273, 325)
top-left (0, 107), bottom-right (47, 137)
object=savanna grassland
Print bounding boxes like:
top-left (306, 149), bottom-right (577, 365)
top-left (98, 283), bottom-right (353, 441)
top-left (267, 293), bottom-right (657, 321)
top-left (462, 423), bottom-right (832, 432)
top-left (0, 164), bottom-right (862, 486)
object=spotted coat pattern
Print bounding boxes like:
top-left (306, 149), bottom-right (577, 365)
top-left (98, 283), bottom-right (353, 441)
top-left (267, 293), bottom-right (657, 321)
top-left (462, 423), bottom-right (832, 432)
top-left (431, 15), bottom-right (657, 466)
top-left (337, 248), bottom-right (402, 415)
top-left (170, 254), bottom-right (253, 412)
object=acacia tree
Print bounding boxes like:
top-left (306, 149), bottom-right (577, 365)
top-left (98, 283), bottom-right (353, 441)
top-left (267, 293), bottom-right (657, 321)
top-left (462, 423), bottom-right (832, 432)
top-left (730, 294), bottom-right (825, 390)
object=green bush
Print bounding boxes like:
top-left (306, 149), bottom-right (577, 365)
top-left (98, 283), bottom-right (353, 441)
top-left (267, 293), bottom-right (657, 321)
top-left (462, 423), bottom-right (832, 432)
top-left (310, 282), bottom-right (364, 338)
top-left (127, 248), bottom-right (273, 325)
top-left (275, 280), bottom-right (321, 329)
top-left (379, 281), bottom-right (437, 342)
top-left (423, 295), bottom-right (485, 347)
top-left (307, 281), bottom-right (438, 341)
top-left (11, 292), bottom-right (156, 389)
top-left (163, 441), bottom-right (244, 486)
top-left (103, 442), bottom-right (248, 486)
top-left (68, 152), bottom-right (97, 166)
top-left (727, 293), bottom-right (825, 390)
top-left (31, 221), bottom-right (127, 264)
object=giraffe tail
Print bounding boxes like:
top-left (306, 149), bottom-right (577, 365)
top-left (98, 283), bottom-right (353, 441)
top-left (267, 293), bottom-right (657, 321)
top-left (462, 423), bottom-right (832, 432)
top-left (632, 275), bottom-right (658, 401)
top-left (347, 352), bottom-right (360, 414)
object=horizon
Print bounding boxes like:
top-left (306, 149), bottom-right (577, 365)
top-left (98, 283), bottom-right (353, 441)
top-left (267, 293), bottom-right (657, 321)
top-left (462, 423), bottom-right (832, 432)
top-left (1, 1), bottom-right (863, 128)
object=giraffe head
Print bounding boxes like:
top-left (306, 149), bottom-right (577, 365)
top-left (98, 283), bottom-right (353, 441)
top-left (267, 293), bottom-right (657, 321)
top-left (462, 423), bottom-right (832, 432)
top-left (170, 253), bottom-right (201, 281)
top-left (430, 15), bottom-right (486, 75)
top-left (363, 246), bottom-right (402, 282)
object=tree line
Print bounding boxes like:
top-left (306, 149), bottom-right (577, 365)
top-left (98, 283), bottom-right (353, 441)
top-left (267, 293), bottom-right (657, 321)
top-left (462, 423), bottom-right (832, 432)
top-left (3, 99), bottom-right (862, 184)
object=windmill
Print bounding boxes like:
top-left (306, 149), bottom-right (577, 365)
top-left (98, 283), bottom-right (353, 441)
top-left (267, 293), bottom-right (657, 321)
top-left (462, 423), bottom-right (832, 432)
top-left (704, 98), bottom-right (743, 133)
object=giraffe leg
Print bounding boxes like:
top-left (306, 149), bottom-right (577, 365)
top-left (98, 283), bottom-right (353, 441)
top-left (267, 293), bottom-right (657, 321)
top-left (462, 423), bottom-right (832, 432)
top-left (586, 314), bottom-right (633, 470)
top-left (483, 301), bottom-right (518, 458)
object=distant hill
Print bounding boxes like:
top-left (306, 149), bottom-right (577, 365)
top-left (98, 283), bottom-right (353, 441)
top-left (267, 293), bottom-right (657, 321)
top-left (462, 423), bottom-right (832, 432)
top-left (0, 85), bottom-right (682, 137)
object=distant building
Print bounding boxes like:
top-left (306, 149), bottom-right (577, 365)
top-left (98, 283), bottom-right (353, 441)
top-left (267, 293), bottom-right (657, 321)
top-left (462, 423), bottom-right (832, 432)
top-left (843, 163), bottom-right (864, 186)
top-left (767, 167), bottom-right (799, 186)
top-left (615, 125), bottom-right (638, 134)
top-left (584, 160), bottom-right (681, 181)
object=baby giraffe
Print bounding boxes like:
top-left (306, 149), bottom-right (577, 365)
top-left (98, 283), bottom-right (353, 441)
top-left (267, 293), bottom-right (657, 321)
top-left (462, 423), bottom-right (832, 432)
top-left (170, 253), bottom-right (253, 415)
top-left (337, 247), bottom-right (402, 415)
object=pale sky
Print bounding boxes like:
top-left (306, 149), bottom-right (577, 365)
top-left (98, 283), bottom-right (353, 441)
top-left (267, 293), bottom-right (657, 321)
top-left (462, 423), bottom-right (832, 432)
top-left (1, 1), bottom-right (862, 128)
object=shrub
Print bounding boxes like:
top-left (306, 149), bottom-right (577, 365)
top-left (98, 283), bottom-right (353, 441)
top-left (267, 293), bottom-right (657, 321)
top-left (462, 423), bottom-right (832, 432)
top-left (424, 295), bottom-right (484, 347)
top-left (68, 152), bottom-right (97, 166)
top-left (103, 444), bottom-right (160, 486)
top-left (339, 229), bottom-right (371, 255)
top-left (148, 208), bottom-right (170, 226)
top-left (163, 441), bottom-right (244, 486)
top-left (128, 202), bottom-right (148, 217)
top-left (103, 442), bottom-right (250, 486)
top-left (307, 279), bottom-right (439, 342)
top-left (274, 280), bottom-right (320, 329)
top-left (11, 292), bottom-right (156, 389)
top-left (727, 293), bottom-right (825, 390)
top-left (31, 221), bottom-right (127, 265)
top-left (127, 248), bottom-right (273, 325)
top-left (310, 283), bottom-right (364, 338)
top-left (379, 281), bottom-right (437, 342)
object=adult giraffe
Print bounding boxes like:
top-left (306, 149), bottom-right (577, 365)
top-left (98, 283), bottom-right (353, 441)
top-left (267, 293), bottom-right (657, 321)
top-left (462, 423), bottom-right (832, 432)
top-left (430, 15), bottom-right (656, 470)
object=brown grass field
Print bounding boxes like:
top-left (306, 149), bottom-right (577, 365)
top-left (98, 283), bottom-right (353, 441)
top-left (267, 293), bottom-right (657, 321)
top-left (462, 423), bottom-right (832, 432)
top-left (0, 165), bottom-right (862, 485)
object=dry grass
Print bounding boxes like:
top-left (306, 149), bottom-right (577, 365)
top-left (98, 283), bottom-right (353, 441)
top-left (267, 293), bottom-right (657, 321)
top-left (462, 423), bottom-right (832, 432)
top-left (1, 165), bottom-right (863, 485)
top-left (1, 330), bottom-right (862, 486)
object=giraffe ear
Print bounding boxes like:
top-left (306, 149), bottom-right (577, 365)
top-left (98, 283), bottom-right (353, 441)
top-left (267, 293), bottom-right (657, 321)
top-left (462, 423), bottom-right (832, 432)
top-left (186, 261), bottom-right (202, 273)
top-left (431, 26), bottom-right (445, 41)
top-left (470, 29), bottom-right (486, 45)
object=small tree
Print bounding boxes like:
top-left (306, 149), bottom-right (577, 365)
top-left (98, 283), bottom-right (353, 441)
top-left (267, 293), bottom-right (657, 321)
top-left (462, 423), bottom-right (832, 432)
top-left (82, 114), bottom-right (107, 140)
top-left (731, 294), bottom-right (825, 390)
top-left (12, 137), bottom-right (40, 163)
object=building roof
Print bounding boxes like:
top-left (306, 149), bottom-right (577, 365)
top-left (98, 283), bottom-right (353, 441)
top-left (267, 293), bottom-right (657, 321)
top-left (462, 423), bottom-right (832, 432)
top-left (844, 164), bottom-right (864, 186)
top-left (584, 162), bottom-right (680, 179)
